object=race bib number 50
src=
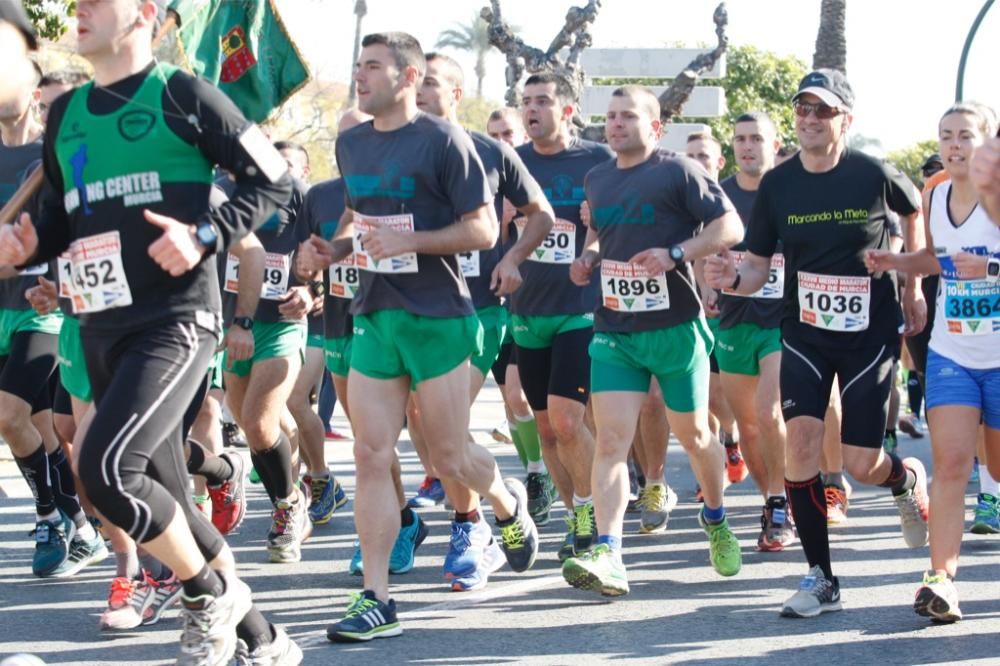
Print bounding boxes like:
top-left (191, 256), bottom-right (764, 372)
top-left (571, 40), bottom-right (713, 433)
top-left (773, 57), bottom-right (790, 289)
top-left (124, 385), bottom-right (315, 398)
top-left (797, 271), bottom-right (870, 331)
top-left (601, 259), bottom-right (669, 312)
top-left (517, 217), bottom-right (576, 264)
top-left (67, 231), bottom-right (132, 314)
top-left (353, 214), bottom-right (418, 273)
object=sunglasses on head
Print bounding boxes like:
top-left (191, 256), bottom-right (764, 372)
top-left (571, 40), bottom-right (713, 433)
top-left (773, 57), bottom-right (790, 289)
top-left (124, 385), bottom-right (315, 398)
top-left (794, 101), bottom-right (842, 120)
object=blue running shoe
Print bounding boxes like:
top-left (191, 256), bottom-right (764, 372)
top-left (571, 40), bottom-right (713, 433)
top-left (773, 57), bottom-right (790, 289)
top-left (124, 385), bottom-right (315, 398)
top-left (971, 493), bottom-right (1000, 534)
top-left (32, 510), bottom-right (74, 577)
top-left (451, 537), bottom-right (505, 591)
top-left (326, 590), bottom-right (401, 642)
top-left (970, 458), bottom-right (981, 486)
top-left (407, 477), bottom-right (445, 508)
top-left (52, 529), bottom-right (109, 578)
top-left (308, 474), bottom-right (348, 524)
top-left (348, 541), bottom-right (363, 576)
top-left (389, 513), bottom-right (429, 574)
top-left (443, 519), bottom-right (493, 580)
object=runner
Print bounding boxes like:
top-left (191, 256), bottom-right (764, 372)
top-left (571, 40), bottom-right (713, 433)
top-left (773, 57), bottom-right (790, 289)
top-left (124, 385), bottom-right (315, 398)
top-left (705, 69), bottom-right (929, 619)
top-left (866, 102), bottom-right (1000, 622)
top-left (0, 0), bottom-right (299, 661)
top-left (561, 85), bottom-right (743, 596)
top-left (296, 32), bottom-right (538, 641)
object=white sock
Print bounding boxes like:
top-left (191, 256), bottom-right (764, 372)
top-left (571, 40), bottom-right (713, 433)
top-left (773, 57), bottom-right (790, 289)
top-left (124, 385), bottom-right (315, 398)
top-left (980, 464), bottom-right (1000, 497)
top-left (37, 509), bottom-right (59, 523)
top-left (526, 460), bottom-right (546, 474)
top-left (572, 494), bottom-right (592, 507)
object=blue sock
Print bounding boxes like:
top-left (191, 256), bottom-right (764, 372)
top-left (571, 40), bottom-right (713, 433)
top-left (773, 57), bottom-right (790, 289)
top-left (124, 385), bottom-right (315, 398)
top-left (597, 534), bottom-right (622, 552)
top-left (702, 504), bottom-right (726, 524)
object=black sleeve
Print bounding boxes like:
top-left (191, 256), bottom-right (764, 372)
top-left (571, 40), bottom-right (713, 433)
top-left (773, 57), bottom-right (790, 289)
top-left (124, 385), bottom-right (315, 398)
top-left (744, 175), bottom-right (779, 257)
top-left (31, 94), bottom-right (74, 265)
top-left (497, 140), bottom-right (542, 209)
top-left (882, 160), bottom-right (920, 217)
top-left (675, 159), bottom-right (733, 225)
top-left (440, 128), bottom-right (491, 217)
top-left (163, 72), bottom-right (292, 254)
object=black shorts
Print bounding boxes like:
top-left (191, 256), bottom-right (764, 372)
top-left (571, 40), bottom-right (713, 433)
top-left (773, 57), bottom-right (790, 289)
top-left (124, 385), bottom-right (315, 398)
top-left (52, 375), bottom-right (73, 416)
top-left (491, 341), bottom-right (514, 386)
top-left (903, 275), bottom-right (938, 377)
top-left (0, 330), bottom-right (58, 412)
top-left (780, 335), bottom-right (897, 448)
top-left (516, 326), bottom-right (592, 412)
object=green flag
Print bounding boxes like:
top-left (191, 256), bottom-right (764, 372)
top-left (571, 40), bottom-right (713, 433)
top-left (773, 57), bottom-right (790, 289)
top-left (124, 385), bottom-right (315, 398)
top-left (169, 0), bottom-right (310, 122)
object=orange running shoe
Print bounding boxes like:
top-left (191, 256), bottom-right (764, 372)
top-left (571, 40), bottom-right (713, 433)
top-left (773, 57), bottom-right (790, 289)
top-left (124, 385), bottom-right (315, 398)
top-left (99, 576), bottom-right (152, 630)
top-left (208, 452), bottom-right (247, 535)
top-left (725, 444), bottom-right (749, 484)
top-left (825, 485), bottom-right (849, 525)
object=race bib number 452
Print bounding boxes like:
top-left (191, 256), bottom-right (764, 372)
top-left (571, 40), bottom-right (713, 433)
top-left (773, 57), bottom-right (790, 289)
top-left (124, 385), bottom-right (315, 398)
top-left (517, 217), bottom-right (576, 264)
top-left (67, 231), bottom-right (132, 314)
top-left (601, 259), bottom-right (669, 312)
top-left (797, 271), bottom-right (870, 331)
top-left (723, 252), bottom-right (784, 299)
top-left (353, 214), bottom-right (418, 274)
top-left (943, 278), bottom-right (1000, 335)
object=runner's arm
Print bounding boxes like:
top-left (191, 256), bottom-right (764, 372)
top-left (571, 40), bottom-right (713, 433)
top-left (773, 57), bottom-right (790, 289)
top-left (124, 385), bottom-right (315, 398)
top-left (501, 200), bottom-right (554, 266)
top-left (229, 232), bottom-right (264, 319)
top-left (400, 204), bottom-right (498, 255)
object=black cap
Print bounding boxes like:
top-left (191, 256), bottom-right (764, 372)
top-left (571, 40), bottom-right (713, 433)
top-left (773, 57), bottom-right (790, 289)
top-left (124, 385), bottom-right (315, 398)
top-left (921, 153), bottom-right (943, 170)
top-left (0, 0), bottom-right (37, 50)
top-left (793, 69), bottom-right (854, 111)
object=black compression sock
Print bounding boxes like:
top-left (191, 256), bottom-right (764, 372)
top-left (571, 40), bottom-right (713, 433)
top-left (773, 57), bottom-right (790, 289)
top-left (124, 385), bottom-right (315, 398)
top-left (786, 475), bottom-right (833, 580)
top-left (236, 608), bottom-right (273, 651)
top-left (46, 447), bottom-right (83, 526)
top-left (15, 445), bottom-right (56, 517)
top-left (187, 440), bottom-right (234, 487)
top-left (253, 433), bottom-right (294, 502)
top-left (906, 375), bottom-right (923, 419)
top-left (181, 564), bottom-right (225, 600)
top-left (454, 509), bottom-right (481, 523)
top-left (881, 453), bottom-right (916, 496)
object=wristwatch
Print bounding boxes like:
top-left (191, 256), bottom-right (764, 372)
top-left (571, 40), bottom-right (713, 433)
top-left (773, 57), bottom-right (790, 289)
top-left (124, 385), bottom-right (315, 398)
top-left (987, 257), bottom-right (1000, 282)
top-left (668, 245), bottom-right (685, 263)
top-left (308, 280), bottom-right (325, 298)
top-left (194, 222), bottom-right (219, 251)
top-left (232, 316), bottom-right (254, 331)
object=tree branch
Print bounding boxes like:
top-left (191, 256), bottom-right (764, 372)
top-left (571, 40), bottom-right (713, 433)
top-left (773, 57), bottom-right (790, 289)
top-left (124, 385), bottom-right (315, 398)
top-left (657, 2), bottom-right (729, 123)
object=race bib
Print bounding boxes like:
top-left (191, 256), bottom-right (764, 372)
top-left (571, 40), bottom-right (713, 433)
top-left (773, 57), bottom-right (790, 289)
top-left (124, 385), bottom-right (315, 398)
top-left (601, 259), bottom-right (669, 312)
top-left (57, 254), bottom-right (74, 298)
top-left (352, 213), bottom-right (418, 273)
top-left (942, 278), bottom-right (1000, 336)
top-left (328, 255), bottom-right (359, 300)
top-left (223, 252), bottom-right (291, 300)
top-left (458, 251), bottom-right (480, 277)
top-left (797, 271), bottom-right (870, 331)
top-left (67, 231), bottom-right (132, 314)
top-left (723, 252), bottom-right (784, 299)
top-left (223, 253), bottom-right (240, 294)
top-left (518, 217), bottom-right (576, 264)
top-left (18, 262), bottom-right (47, 277)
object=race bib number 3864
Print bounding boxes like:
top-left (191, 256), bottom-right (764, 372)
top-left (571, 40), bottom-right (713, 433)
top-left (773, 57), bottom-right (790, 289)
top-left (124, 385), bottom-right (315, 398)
top-left (353, 214), bottom-right (418, 274)
top-left (797, 271), bottom-right (870, 331)
top-left (67, 231), bottom-right (132, 314)
top-left (942, 278), bottom-right (1000, 335)
top-left (600, 259), bottom-right (669, 312)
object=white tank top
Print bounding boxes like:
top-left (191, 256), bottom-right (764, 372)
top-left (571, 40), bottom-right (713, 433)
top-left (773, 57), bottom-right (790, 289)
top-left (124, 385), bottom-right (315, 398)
top-left (928, 181), bottom-right (1000, 369)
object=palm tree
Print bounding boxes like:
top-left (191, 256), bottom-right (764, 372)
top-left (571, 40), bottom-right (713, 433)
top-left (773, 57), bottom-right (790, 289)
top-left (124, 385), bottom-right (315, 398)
top-left (435, 13), bottom-right (492, 97)
top-left (812, 0), bottom-right (846, 74)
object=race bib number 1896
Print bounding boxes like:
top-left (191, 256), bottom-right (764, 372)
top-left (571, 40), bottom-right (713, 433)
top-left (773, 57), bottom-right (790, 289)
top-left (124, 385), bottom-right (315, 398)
top-left (601, 259), bottom-right (669, 312)
top-left (797, 271), bottom-right (870, 331)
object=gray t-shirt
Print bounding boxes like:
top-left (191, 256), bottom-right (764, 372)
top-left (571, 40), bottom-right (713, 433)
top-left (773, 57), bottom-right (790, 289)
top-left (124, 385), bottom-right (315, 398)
top-left (511, 138), bottom-right (613, 317)
top-left (718, 175), bottom-right (783, 330)
top-left (586, 148), bottom-right (734, 333)
top-left (300, 177), bottom-right (353, 339)
top-left (465, 130), bottom-right (543, 310)
top-left (335, 113), bottom-right (491, 318)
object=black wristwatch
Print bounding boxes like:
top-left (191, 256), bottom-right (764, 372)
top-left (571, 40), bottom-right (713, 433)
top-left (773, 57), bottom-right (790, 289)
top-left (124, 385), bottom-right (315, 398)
top-left (668, 245), bottom-right (685, 263)
top-left (194, 222), bottom-right (219, 251)
top-left (308, 280), bottom-right (325, 298)
top-left (232, 316), bottom-right (254, 331)
top-left (987, 257), bottom-right (1000, 282)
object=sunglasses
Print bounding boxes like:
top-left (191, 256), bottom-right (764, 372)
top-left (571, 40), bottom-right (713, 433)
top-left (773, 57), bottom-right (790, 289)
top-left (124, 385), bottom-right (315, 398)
top-left (794, 101), bottom-right (842, 120)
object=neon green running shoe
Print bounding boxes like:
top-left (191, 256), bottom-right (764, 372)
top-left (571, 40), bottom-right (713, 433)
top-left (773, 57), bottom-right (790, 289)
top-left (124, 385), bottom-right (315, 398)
top-left (699, 510), bottom-right (742, 577)
top-left (562, 543), bottom-right (629, 597)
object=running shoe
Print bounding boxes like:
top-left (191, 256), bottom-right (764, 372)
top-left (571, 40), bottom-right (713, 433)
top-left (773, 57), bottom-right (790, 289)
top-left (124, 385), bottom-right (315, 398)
top-left (780, 565), bottom-right (842, 618)
top-left (757, 497), bottom-right (795, 552)
top-left (348, 541), bottom-right (363, 576)
top-left (267, 494), bottom-right (312, 563)
top-left (222, 421), bottom-right (248, 448)
top-left (898, 417), bottom-right (924, 439)
top-left (525, 471), bottom-right (555, 526)
top-left (326, 590), bottom-right (401, 643)
top-left (694, 485), bottom-right (705, 503)
top-left (558, 514), bottom-right (576, 562)
top-left (699, 509), bottom-right (742, 577)
top-left (490, 421), bottom-right (513, 444)
top-left (325, 429), bottom-right (350, 441)
top-left (825, 484), bottom-right (849, 525)
top-left (894, 457), bottom-right (929, 548)
top-left (725, 444), bottom-right (749, 484)
top-left (232, 626), bottom-right (303, 665)
top-left (193, 495), bottom-right (211, 519)
top-left (450, 537), bottom-right (505, 592)
top-left (307, 474), bottom-right (348, 525)
top-left (99, 576), bottom-right (151, 630)
top-left (52, 529), bottom-right (108, 578)
top-left (638, 483), bottom-right (678, 534)
top-left (971, 493), bottom-right (1000, 534)
top-left (495, 478), bottom-right (538, 572)
top-left (141, 572), bottom-right (183, 626)
top-left (573, 502), bottom-right (597, 555)
top-left (248, 466), bottom-right (261, 485)
top-left (562, 543), bottom-right (629, 597)
top-left (407, 476), bottom-right (445, 508)
top-left (208, 452), bottom-right (247, 535)
top-left (389, 512), bottom-right (429, 574)
top-left (882, 431), bottom-right (898, 455)
top-left (177, 572), bottom-right (252, 666)
top-left (31, 510), bottom-right (74, 577)
top-left (626, 460), bottom-right (642, 513)
top-left (444, 519), bottom-right (493, 580)
top-left (914, 570), bottom-right (962, 623)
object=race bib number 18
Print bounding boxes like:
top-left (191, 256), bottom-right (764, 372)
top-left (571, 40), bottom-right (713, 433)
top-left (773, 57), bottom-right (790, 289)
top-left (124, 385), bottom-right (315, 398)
top-left (329, 255), bottom-right (359, 299)
top-left (797, 271), bottom-right (870, 331)
top-left (67, 231), bottom-right (132, 314)
top-left (353, 214), bottom-right (418, 274)
top-left (601, 259), bottom-right (669, 312)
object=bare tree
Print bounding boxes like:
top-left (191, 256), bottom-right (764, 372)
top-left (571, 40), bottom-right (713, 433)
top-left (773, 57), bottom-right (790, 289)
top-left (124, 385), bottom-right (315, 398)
top-left (812, 0), bottom-right (846, 74)
top-left (348, 0), bottom-right (367, 104)
top-left (656, 3), bottom-right (728, 124)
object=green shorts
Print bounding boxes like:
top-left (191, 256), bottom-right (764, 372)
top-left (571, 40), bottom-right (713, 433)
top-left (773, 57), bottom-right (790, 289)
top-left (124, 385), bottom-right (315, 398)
top-left (471, 305), bottom-right (507, 377)
top-left (707, 316), bottom-right (721, 373)
top-left (57, 316), bottom-right (91, 403)
top-left (351, 309), bottom-right (483, 386)
top-left (0, 308), bottom-right (62, 356)
top-left (590, 318), bottom-right (713, 413)
top-left (324, 335), bottom-right (353, 377)
top-left (307, 333), bottom-right (325, 349)
top-left (223, 321), bottom-right (306, 378)
top-left (715, 322), bottom-right (782, 376)
top-left (208, 350), bottom-right (224, 390)
top-left (510, 313), bottom-right (593, 350)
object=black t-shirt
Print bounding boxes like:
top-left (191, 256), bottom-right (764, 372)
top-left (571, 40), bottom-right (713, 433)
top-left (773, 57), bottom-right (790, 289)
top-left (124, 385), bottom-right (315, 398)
top-left (463, 131), bottom-right (542, 310)
top-left (718, 175), bottom-right (783, 330)
top-left (335, 112), bottom-right (491, 318)
top-left (511, 138), bottom-right (614, 316)
top-left (0, 138), bottom-right (53, 311)
top-left (744, 149), bottom-right (919, 348)
top-left (586, 148), bottom-right (733, 333)
top-left (299, 177), bottom-right (353, 339)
